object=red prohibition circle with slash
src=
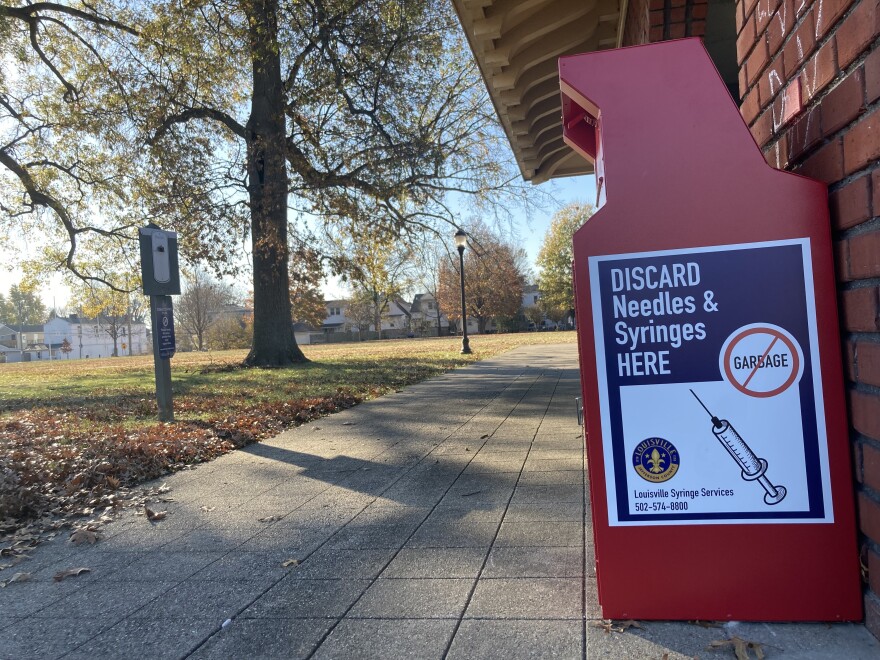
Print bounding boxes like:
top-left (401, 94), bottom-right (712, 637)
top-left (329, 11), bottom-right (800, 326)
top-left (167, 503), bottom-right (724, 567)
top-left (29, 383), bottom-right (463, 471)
top-left (721, 325), bottom-right (802, 398)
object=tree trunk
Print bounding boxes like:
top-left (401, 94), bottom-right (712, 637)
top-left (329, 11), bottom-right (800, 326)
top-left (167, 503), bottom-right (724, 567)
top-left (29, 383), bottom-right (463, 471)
top-left (243, 0), bottom-right (306, 367)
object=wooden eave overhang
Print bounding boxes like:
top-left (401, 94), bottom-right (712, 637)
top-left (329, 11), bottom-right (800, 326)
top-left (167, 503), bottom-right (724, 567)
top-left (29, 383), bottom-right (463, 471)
top-left (452, 0), bottom-right (627, 183)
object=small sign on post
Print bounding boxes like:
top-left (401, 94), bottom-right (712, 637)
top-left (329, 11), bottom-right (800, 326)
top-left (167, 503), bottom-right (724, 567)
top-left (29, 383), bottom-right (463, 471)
top-left (139, 224), bottom-right (180, 422)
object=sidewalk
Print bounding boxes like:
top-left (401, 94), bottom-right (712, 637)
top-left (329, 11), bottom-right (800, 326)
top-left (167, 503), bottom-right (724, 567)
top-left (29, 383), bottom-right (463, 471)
top-left (1, 343), bottom-right (877, 658)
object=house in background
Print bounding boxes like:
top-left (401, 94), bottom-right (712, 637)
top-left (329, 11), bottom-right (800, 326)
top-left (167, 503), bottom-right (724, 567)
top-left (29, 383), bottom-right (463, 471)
top-left (43, 314), bottom-right (149, 359)
top-left (409, 294), bottom-right (450, 337)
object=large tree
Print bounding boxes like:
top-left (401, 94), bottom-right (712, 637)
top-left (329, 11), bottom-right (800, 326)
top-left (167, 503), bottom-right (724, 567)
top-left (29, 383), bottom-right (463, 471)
top-left (3, 284), bottom-right (47, 327)
top-left (437, 224), bottom-right (527, 334)
top-left (536, 202), bottom-right (594, 318)
top-left (1, 0), bottom-right (531, 367)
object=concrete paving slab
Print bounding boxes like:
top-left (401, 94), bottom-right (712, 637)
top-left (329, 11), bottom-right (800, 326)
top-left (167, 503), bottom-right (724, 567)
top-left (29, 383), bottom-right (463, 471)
top-left (493, 521), bottom-right (583, 547)
top-left (190, 618), bottom-right (335, 659)
top-left (64, 617), bottom-right (220, 660)
top-left (446, 619), bottom-right (583, 660)
top-left (30, 578), bottom-right (176, 620)
top-left (242, 578), bottom-right (371, 619)
top-left (381, 547), bottom-right (489, 579)
top-left (348, 577), bottom-right (476, 618)
top-left (406, 520), bottom-right (501, 548)
top-left (288, 547), bottom-right (397, 579)
top-left (310, 619), bottom-right (457, 660)
top-left (0, 616), bottom-right (112, 658)
top-left (189, 550), bottom-right (295, 582)
top-left (464, 577), bottom-right (584, 619)
top-left (130, 579), bottom-right (267, 621)
top-left (483, 546), bottom-right (584, 578)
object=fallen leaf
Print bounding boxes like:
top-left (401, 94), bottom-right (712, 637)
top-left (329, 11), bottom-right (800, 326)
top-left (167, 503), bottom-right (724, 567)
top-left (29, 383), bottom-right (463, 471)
top-left (341, 422), bottom-right (355, 426)
top-left (157, 483), bottom-right (171, 494)
top-left (258, 515), bottom-right (280, 523)
top-left (1, 572), bottom-right (32, 587)
top-left (460, 490), bottom-right (483, 497)
top-left (69, 529), bottom-right (100, 546)
top-left (480, 434), bottom-right (489, 439)
top-left (144, 506), bottom-right (167, 521)
top-left (53, 567), bottom-right (91, 582)
top-left (282, 558), bottom-right (300, 567)
top-left (617, 620), bottom-right (642, 631)
top-left (691, 620), bottom-right (721, 628)
top-left (200, 506), bottom-right (216, 513)
top-left (708, 637), bottom-right (764, 660)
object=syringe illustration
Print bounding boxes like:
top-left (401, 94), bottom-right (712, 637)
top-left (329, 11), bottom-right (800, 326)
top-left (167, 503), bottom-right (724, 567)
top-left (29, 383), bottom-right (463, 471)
top-left (690, 390), bottom-right (787, 505)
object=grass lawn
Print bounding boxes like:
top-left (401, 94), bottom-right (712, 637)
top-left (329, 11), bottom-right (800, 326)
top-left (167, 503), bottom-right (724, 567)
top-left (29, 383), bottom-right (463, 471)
top-left (0, 332), bottom-right (575, 534)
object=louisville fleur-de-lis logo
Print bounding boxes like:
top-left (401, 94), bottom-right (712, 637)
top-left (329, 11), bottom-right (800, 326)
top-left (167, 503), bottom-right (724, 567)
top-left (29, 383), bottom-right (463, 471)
top-left (647, 448), bottom-right (665, 473)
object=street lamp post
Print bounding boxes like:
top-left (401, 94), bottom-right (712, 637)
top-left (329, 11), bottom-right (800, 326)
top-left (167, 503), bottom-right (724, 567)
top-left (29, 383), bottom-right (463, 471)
top-left (454, 229), bottom-right (472, 355)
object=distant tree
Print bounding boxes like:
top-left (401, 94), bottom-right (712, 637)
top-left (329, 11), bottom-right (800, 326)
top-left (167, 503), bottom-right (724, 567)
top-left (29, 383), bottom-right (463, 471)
top-left (536, 203), bottom-right (594, 318)
top-left (333, 227), bottom-right (413, 340)
top-left (60, 338), bottom-right (73, 358)
top-left (412, 242), bottom-right (449, 336)
top-left (71, 285), bottom-right (129, 357)
top-left (6, 284), bottom-right (47, 326)
top-left (176, 271), bottom-right (235, 351)
top-left (524, 305), bottom-right (544, 329)
top-left (344, 295), bottom-right (375, 341)
top-left (206, 314), bottom-right (252, 351)
top-left (289, 245), bottom-right (326, 329)
top-left (437, 225), bottom-right (526, 334)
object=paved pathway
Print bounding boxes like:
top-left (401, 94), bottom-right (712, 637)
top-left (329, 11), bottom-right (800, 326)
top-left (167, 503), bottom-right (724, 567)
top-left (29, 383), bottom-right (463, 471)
top-left (1, 343), bottom-right (877, 658)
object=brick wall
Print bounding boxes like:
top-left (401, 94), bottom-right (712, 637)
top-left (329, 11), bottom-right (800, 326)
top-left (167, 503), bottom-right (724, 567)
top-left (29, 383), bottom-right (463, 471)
top-left (649, 0), bottom-right (709, 41)
top-left (734, 0), bottom-right (880, 637)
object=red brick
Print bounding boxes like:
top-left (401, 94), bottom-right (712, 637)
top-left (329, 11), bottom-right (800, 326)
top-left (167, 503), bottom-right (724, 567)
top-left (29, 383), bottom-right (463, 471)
top-left (868, 545), bottom-right (880, 594)
top-left (858, 490), bottom-right (880, 543)
top-left (784, 11), bottom-right (817, 77)
top-left (747, 39), bottom-right (771, 84)
top-left (778, 79), bottom-right (803, 125)
top-left (650, 25), bottom-right (664, 41)
top-left (787, 106), bottom-right (822, 162)
top-left (873, 169), bottom-right (880, 215)
top-left (759, 54), bottom-right (787, 106)
top-left (855, 389), bottom-right (880, 444)
top-left (847, 339), bottom-right (858, 382)
top-left (814, 0), bottom-right (852, 39)
top-left (862, 443), bottom-right (880, 490)
top-left (752, 107), bottom-right (775, 145)
top-left (756, 0), bottom-right (783, 32)
top-left (838, 0), bottom-right (880, 69)
top-left (822, 68), bottom-right (866, 136)
top-left (741, 87), bottom-right (762, 124)
top-left (798, 135), bottom-right (844, 182)
top-left (857, 341), bottom-right (880, 388)
top-left (768, 0), bottom-right (796, 55)
top-left (690, 20), bottom-right (707, 36)
top-left (737, 13), bottom-right (758, 64)
top-left (692, 3), bottom-right (708, 19)
top-left (736, 0), bottom-right (746, 32)
top-left (836, 238), bottom-right (850, 280)
top-left (671, 0), bottom-right (685, 7)
top-left (865, 48), bottom-right (880, 103)
top-left (745, 0), bottom-right (761, 21)
top-left (801, 38), bottom-right (838, 103)
top-left (841, 286), bottom-right (880, 331)
top-left (866, 592), bottom-right (880, 642)
top-left (844, 106), bottom-right (880, 175)
top-left (670, 6), bottom-right (686, 21)
top-left (649, 0), bottom-right (664, 10)
top-left (740, 66), bottom-right (749, 98)
top-left (848, 230), bottom-right (880, 279)
top-left (831, 175), bottom-right (871, 230)
top-left (795, 0), bottom-right (815, 18)
top-left (669, 22), bottom-right (686, 38)
top-left (651, 10), bottom-right (665, 26)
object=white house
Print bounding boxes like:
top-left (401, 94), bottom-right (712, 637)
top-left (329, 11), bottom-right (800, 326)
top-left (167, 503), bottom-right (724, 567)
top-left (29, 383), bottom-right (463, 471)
top-left (409, 293), bottom-right (450, 336)
top-left (44, 314), bottom-right (149, 359)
